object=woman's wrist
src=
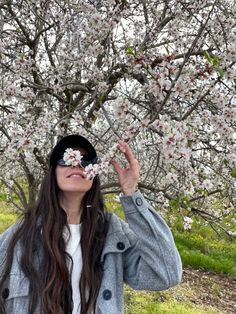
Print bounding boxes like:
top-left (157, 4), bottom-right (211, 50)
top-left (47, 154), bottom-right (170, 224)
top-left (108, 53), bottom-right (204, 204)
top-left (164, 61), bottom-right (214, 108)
top-left (122, 186), bottom-right (138, 196)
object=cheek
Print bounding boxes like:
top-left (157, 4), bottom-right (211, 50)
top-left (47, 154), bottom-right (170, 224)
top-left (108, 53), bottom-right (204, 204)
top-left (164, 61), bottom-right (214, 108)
top-left (55, 168), bottom-right (65, 188)
top-left (86, 179), bottom-right (94, 189)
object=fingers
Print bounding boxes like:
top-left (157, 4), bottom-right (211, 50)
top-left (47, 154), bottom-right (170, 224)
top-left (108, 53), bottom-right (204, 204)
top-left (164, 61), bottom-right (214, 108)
top-left (118, 141), bottom-right (138, 168)
top-left (110, 159), bottom-right (123, 174)
top-left (111, 142), bottom-right (140, 193)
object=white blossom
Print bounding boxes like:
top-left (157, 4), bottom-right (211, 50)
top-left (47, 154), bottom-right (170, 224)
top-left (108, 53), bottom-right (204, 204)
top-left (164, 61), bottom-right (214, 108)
top-left (63, 149), bottom-right (83, 167)
top-left (183, 217), bottom-right (193, 230)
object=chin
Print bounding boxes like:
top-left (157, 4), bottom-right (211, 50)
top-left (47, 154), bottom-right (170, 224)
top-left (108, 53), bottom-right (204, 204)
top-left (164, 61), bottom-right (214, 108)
top-left (62, 186), bottom-right (91, 194)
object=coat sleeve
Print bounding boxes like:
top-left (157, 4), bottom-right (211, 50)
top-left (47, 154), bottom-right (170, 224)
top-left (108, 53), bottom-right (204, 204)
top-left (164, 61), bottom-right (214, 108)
top-left (119, 190), bottom-right (182, 291)
top-left (0, 222), bottom-right (21, 270)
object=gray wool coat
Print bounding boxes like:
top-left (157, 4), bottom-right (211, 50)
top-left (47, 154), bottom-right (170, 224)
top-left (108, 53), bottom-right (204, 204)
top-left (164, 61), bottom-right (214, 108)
top-left (0, 191), bottom-right (182, 313)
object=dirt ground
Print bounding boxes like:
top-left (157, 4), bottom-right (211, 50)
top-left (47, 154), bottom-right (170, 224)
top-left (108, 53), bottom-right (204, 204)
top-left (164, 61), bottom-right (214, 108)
top-left (181, 268), bottom-right (236, 314)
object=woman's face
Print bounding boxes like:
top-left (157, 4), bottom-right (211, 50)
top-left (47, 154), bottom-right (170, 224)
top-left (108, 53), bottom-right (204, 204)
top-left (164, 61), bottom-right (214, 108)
top-left (55, 147), bottom-right (93, 195)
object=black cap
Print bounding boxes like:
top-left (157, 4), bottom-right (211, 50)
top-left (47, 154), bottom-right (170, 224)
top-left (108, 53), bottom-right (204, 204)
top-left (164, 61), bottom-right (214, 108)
top-left (49, 135), bottom-right (97, 167)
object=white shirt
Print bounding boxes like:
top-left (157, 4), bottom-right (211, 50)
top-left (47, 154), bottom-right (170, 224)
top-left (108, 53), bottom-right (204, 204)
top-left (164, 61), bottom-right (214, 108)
top-left (64, 224), bottom-right (83, 314)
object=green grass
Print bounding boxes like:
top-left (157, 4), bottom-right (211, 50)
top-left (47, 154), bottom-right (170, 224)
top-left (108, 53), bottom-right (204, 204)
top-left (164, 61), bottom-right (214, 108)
top-left (124, 286), bottom-right (223, 314)
top-left (0, 203), bottom-right (19, 233)
top-left (126, 299), bottom-right (221, 314)
top-left (174, 231), bottom-right (236, 277)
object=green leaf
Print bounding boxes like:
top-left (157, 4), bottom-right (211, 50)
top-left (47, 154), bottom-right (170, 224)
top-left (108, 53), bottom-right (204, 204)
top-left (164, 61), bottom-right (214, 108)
top-left (216, 67), bottom-right (225, 77)
top-left (196, 188), bottom-right (205, 194)
top-left (203, 51), bottom-right (224, 77)
top-left (98, 94), bottom-right (106, 103)
top-left (169, 199), bottom-right (180, 210)
top-left (126, 47), bottom-right (134, 56)
top-left (203, 51), bottom-right (212, 63)
top-left (17, 147), bottom-right (24, 154)
top-left (231, 168), bottom-right (236, 178)
top-left (187, 139), bottom-right (193, 147)
top-left (212, 55), bottom-right (220, 67)
top-left (223, 159), bottom-right (228, 166)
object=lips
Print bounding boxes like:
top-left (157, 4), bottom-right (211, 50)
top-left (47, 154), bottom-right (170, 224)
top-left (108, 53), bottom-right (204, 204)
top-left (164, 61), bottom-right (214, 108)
top-left (67, 172), bottom-right (85, 178)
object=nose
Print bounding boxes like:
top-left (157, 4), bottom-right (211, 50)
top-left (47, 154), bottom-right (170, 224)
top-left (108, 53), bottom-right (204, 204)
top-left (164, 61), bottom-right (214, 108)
top-left (71, 163), bottom-right (84, 170)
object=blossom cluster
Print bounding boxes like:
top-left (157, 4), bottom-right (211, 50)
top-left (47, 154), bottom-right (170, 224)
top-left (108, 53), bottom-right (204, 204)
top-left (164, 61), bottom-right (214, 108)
top-left (63, 149), bottom-right (83, 167)
top-left (84, 143), bottom-right (120, 179)
top-left (183, 217), bottom-right (193, 231)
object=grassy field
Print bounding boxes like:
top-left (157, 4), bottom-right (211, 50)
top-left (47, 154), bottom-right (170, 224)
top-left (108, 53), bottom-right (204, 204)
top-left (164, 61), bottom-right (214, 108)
top-left (0, 198), bottom-right (235, 313)
top-left (0, 204), bottom-right (21, 233)
top-left (175, 231), bottom-right (236, 277)
top-left (124, 284), bottom-right (223, 314)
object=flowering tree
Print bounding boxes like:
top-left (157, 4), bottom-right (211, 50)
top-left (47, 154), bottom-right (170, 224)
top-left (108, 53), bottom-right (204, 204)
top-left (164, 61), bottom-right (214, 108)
top-left (0, 0), bottom-right (235, 234)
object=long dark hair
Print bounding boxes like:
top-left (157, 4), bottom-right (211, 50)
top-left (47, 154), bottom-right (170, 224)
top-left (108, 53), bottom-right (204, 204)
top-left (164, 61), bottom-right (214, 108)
top-left (0, 167), bottom-right (109, 313)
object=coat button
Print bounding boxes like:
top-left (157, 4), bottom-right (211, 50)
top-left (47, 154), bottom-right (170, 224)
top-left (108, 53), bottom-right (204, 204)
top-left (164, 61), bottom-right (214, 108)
top-left (135, 197), bottom-right (143, 206)
top-left (117, 242), bottom-right (125, 250)
top-left (2, 288), bottom-right (9, 299)
top-left (103, 289), bottom-right (112, 300)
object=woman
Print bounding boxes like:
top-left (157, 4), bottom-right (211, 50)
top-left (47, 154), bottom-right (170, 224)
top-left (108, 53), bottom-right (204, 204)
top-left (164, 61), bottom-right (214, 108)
top-left (0, 134), bottom-right (182, 314)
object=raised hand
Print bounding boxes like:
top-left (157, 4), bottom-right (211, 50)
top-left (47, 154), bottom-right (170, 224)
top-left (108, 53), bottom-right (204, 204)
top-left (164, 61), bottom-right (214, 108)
top-left (110, 141), bottom-right (140, 195)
